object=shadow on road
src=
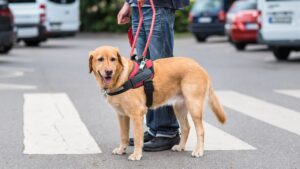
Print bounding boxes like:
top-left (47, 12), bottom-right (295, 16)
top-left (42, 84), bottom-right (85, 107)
top-left (285, 57), bottom-right (300, 63)
top-left (0, 60), bottom-right (10, 64)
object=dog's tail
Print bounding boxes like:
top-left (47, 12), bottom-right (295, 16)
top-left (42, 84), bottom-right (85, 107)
top-left (208, 85), bottom-right (226, 124)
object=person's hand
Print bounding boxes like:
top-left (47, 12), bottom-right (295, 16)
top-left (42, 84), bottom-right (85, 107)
top-left (137, 0), bottom-right (144, 6)
top-left (117, 2), bottom-right (131, 25)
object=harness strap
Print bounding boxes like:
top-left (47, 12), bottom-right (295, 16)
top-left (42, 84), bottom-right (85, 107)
top-left (106, 81), bottom-right (133, 96)
top-left (106, 68), bottom-right (154, 96)
top-left (106, 60), bottom-right (155, 108)
top-left (130, 68), bottom-right (153, 87)
top-left (144, 79), bottom-right (154, 108)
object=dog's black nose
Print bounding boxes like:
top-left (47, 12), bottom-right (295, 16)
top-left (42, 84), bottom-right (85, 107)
top-left (105, 70), bottom-right (113, 76)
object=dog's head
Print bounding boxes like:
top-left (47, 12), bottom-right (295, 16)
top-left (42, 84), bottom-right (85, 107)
top-left (89, 46), bottom-right (124, 89)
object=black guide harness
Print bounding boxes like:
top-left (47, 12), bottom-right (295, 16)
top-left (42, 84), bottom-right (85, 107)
top-left (106, 55), bottom-right (155, 108)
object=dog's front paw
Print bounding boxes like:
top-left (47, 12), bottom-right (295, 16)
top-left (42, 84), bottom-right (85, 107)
top-left (172, 144), bottom-right (185, 152)
top-left (112, 147), bottom-right (126, 155)
top-left (128, 153), bottom-right (142, 161)
top-left (191, 149), bottom-right (204, 158)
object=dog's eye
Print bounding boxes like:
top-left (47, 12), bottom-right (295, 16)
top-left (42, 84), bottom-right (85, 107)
top-left (110, 57), bottom-right (116, 62)
top-left (98, 57), bottom-right (104, 62)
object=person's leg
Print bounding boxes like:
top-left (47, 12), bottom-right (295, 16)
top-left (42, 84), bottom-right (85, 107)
top-left (142, 7), bottom-right (180, 151)
top-left (128, 7), bottom-right (155, 146)
top-left (131, 7), bottom-right (147, 57)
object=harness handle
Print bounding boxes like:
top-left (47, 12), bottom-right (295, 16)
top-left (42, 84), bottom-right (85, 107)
top-left (129, 0), bottom-right (156, 58)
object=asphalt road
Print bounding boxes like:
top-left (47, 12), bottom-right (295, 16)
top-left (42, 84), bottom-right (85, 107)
top-left (0, 34), bottom-right (300, 169)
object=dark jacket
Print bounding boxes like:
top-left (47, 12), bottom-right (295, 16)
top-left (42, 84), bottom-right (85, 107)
top-left (125, 0), bottom-right (190, 9)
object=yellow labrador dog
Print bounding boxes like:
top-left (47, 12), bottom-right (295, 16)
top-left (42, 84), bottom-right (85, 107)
top-left (89, 46), bottom-right (226, 161)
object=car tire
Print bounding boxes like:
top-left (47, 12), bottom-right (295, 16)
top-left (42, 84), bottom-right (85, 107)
top-left (195, 35), bottom-right (207, 42)
top-left (272, 47), bottom-right (290, 61)
top-left (24, 40), bottom-right (41, 47)
top-left (234, 43), bottom-right (247, 51)
top-left (0, 44), bottom-right (13, 54)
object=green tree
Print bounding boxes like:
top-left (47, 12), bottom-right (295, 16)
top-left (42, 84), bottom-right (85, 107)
top-left (80, 0), bottom-right (191, 33)
top-left (80, 0), bottom-right (128, 32)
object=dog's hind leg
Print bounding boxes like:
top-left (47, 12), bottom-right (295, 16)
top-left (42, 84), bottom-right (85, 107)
top-left (186, 98), bottom-right (205, 158)
top-left (172, 101), bottom-right (190, 152)
top-left (182, 81), bottom-right (207, 157)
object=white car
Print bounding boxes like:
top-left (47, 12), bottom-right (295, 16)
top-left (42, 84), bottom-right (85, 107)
top-left (9, 0), bottom-right (80, 46)
top-left (45, 0), bottom-right (80, 37)
top-left (257, 0), bottom-right (300, 60)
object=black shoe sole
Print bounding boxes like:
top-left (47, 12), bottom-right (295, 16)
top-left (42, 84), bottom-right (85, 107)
top-left (143, 137), bottom-right (180, 152)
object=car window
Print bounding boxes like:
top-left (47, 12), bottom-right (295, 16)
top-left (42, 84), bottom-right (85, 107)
top-left (8, 0), bottom-right (36, 3)
top-left (228, 0), bottom-right (257, 13)
top-left (0, 0), bottom-right (7, 5)
top-left (191, 0), bottom-right (223, 14)
top-left (48, 0), bottom-right (76, 4)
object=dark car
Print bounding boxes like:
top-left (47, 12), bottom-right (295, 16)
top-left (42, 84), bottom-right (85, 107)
top-left (189, 0), bottom-right (236, 42)
top-left (0, 0), bottom-right (14, 54)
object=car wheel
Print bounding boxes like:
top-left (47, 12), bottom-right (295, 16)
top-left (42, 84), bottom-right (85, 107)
top-left (195, 35), bottom-right (207, 42)
top-left (234, 43), bottom-right (247, 51)
top-left (272, 47), bottom-right (290, 61)
top-left (24, 40), bottom-right (41, 47)
top-left (0, 44), bottom-right (13, 54)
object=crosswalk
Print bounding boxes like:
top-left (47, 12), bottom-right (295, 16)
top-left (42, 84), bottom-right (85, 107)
top-left (23, 93), bottom-right (101, 154)
top-left (275, 90), bottom-right (300, 99)
top-left (217, 91), bottom-right (300, 136)
top-left (22, 90), bottom-right (300, 154)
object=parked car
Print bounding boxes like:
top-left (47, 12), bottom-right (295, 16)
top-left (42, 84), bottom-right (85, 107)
top-left (8, 0), bottom-right (80, 46)
top-left (8, 0), bottom-right (48, 46)
top-left (43, 0), bottom-right (80, 37)
top-left (189, 0), bottom-right (236, 42)
top-left (258, 0), bottom-right (300, 61)
top-left (0, 0), bottom-right (15, 54)
top-left (226, 0), bottom-right (259, 50)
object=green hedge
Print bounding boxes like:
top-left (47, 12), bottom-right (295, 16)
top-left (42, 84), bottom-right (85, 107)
top-left (80, 0), bottom-right (192, 33)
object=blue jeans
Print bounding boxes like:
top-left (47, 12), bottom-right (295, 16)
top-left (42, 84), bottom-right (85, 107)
top-left (131, 7), bottom-right (179, 137)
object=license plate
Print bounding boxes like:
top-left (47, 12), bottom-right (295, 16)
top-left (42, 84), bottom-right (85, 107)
top-left (51, 25), bottom-right (61, 30)
top-left (198, 17), bottom-right (212, 23)
top-left (18, 27), bottom-right (38, 38)
top-left (245, 23), bottom-right (259, 30)
top-left (269, 11), bottom-right (293, 24)
top-left (50, 23), bottom-right (62, 31)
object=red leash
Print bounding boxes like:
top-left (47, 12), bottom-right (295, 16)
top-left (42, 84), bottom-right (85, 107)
top-left (129, 0), bottom-right (156, 58)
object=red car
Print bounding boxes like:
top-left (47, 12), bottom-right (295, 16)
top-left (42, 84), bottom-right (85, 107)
top-left (226, 0), bottom-right (259, 50)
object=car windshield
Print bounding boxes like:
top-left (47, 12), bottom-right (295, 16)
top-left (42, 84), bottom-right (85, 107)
top-left (8, 0), bottom-right (35, 3)
top-left (228, 0), bottom-right (257, 13)
top-left (191, 0), bottom-right (222, 14)
top-left (0, 0), bottom-right (7, 5)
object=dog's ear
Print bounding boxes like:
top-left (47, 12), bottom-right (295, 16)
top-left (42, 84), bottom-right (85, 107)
top-left (89, 51), bottom-right (94, 74)
top-left (114, 48), bottom-right (123, 67)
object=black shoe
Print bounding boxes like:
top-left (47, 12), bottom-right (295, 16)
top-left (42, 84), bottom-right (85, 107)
top-left (129, 131), bottom-right (154, 146)
top-left (143, 134), bottom-right (180, 152)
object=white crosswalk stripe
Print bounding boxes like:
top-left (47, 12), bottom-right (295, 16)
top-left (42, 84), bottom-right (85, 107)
top-left (185, 115), bottom-right (256, 151)
top-left (275, 89), bottom-right (300, 99)
top-left (23, 93), bottom-right (101, 154)
top-left (0, 83), bottom-right (36, 90)
top-left (217, 91), bottom-right (300, 136)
